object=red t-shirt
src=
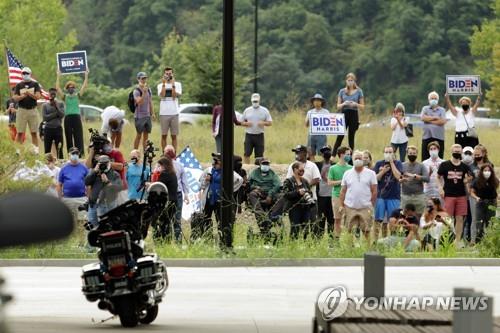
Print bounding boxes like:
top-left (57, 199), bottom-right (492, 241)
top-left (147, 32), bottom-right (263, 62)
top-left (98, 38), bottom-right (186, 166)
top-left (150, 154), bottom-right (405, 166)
top-left (108, 150), bottom-right (127, 190)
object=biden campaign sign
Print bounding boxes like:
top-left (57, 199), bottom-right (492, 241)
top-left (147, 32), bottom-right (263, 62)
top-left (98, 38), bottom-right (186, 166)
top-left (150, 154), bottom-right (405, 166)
top-left (310, 113), bottom-right (346, 136)
top-left (446, 75), bottom-right (481, 95)
top-left (57, 51), bottom-right (88, 74)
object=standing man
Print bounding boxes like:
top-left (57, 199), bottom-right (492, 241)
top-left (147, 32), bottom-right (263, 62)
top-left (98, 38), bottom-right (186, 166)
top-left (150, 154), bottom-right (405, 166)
top-left (328, 146), bottom-right (352, 237)
top-left (241, 93), bottom-right (272, 164)
top-left (133, 72), bottom-right (154, 150)
top-left (42, 88), bottom-right (65, 159)
top-left (305, 93), bottom-right (330, 161)
top-left (57, 147), bottom-right (88, 223)
top-left (400, 146), bottom-right (429, 217)
top-left (437, 144), bottom-right (472, 247)
top-left (13, 67), bottom-right (42, 152)
top-left (164, 145), bottom-right (190, 242)
top-left (373, 146), bottom-right (403, 238)
top-left (420, 91), bottom-right (447, 160)
top-left (339, 150), bottom-right (378, 240)
top-left (158, 67), bottom-right (182, 152)
top-left (314, 146), bottom-right (334, 237)
top-left (101, 106), bottom-right (125, 148)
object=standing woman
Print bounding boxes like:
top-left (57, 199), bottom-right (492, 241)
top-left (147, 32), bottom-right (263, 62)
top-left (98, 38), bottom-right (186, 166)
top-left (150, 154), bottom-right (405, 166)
top-left (156, 157), bottom-right (179, 240)
top-left (390, 103), bottom-right (409, 162)
top-left (333, 73), bottom-right (365, 155)
top-left (470, 164), bottom-right (498, 243)
top-left (445, 93), bottom-right (481, 148)
top-left (56, 70), bottom-right (89, 157)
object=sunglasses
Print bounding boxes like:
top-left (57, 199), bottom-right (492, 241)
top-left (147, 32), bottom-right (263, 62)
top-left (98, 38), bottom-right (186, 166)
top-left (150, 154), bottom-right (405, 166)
top-left (22, 72), bottom-right (30, 75)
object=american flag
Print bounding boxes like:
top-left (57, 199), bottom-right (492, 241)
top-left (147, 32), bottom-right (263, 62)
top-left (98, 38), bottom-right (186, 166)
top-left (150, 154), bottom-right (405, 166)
top-left (6, 47), bottom-right (49, 99)
top-left (177, 146), bottom-right (202, 170)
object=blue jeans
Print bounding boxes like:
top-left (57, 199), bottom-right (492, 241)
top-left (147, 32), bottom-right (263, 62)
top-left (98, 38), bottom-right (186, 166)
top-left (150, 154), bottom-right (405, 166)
top-left (174, 191), bottom-right (184, 241)
top-left (391, 142), bottom-right (408, 162)
top-left (87, 201), bottom-right (118, 227)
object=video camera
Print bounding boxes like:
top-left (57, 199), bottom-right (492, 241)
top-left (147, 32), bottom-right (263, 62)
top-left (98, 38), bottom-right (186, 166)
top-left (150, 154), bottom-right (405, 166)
top-left (88, 128), bottom-right (108, 155)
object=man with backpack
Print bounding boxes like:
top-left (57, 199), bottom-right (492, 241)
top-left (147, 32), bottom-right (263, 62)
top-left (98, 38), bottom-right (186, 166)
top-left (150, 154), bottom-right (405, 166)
top-left (130, 72), bottom-right (154, 149)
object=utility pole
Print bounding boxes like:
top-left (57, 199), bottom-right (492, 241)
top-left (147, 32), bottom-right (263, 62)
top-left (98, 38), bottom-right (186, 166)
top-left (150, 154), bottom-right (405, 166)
top-left (253, 0), bottom-right (258, 93)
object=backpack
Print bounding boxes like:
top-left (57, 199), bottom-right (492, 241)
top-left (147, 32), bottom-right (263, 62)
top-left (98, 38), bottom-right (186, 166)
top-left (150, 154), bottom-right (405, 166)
top-left (128, 87), bottom-right (152, 113)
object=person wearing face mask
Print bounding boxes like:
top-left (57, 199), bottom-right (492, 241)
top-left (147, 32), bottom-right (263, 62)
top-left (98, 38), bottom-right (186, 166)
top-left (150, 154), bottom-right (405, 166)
top-left (333, 73), bottom-right (365, 156)
top-left (390, 103), bottom-right (409, 162)
top-left (437, 144), bottom-right (473, 247)
top-left (362, 150), bottom-right (373, 169)
top-left (305, 94), bottom-right (330, 161)
top-left (56, 69), bottom-right (88, 156)
top-left (247, 157), bottom-right (282, 240)
top-left (421, 91), bottom-right (447, 160)
top-left (57, 147), bottom-right (89, 223)
top-left (400, 146), bottom-right (429, 218)
top-left (328, 146), bottom-right (352, 237)
top-left (43, 153), bottom-right (61, 197)
top-left (470, 164), bottom-right (498, 243)
top-left (126, 149), bottom-right (151, 201)
top-left (461, 146), bottom-right (476, 242)
top-left (423, 141), bottom-right (444, 201)
top-left (445, 93), bottom-right (481, 149)
top-left (373, 146), bottom-right (403, 238)
top-left (313, 146), bottom-right (335, 238)
top-left (13, 67), bottom-right (42, 151)
top-left (339, 150), bottom-right (377, 240)
top-left (471, 144), bottom-right (493, 178)
top-left (84, 155), bottom-right (123, 227)
top-left (42, 88), bottom-right (65, 159)
top-left (241, 93), bottom-right (273, 164)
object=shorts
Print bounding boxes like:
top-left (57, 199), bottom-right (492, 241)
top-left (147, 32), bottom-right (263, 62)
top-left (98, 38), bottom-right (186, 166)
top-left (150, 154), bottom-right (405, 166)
top-left (444, 196), bottom-right (468, 217)
top-left (16, 107), bottom-right (39, 134)
top-left (244, 133), bottom-right (265, 158)
top-left (332, 196), bottom-right (345, 220)
top-left (160, 115), bottom-right (179, 136)
top-left (401, 193), bottom-right (426, 216)
top-left (375, 198), bottom-right (401, 222)
top-left (345, 206), bottom-right (373, 232)
top-left (134, 116), bottom-right (152, 134)
top-left (307, 135), bottom-right (327, 155)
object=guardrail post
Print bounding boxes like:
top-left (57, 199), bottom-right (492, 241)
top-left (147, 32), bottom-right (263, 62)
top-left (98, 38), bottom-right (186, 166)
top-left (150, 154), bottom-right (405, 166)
top-left (363, 252), bottom-right (385, 299)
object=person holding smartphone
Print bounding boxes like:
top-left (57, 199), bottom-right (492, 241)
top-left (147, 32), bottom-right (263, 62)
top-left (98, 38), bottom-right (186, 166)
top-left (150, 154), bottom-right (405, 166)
top-left (158, 67), bottom-right (182, 152)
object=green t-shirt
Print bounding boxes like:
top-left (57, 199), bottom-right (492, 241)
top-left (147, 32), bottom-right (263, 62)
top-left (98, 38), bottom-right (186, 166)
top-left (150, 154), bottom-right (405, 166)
top-left (328, 163), bottom-right (352, 197)
top-left (64, 93), bottom-right (80, 116)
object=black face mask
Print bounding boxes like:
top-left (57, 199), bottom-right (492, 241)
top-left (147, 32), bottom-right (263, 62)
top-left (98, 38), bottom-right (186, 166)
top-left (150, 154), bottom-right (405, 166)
top-left (323, 153), bottom-right (332, 160)
top-left (452, 153), bottom-right (462, 160)
top-left (408, 155), bottom-right (417, 162)
top-left (234, 161), bottom-right (242, 171)
top-left (474, 156), bottom-right (483, 162)
top-left (462, 104), bottom-right (470, 111)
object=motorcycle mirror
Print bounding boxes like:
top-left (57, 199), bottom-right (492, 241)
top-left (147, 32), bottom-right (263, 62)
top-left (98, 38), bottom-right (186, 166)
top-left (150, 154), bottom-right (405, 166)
top-left (0, 192), bottom-right (74, 248)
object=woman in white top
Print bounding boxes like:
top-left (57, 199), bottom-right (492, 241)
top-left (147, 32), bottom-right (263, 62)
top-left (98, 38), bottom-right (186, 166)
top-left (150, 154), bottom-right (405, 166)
top-left (420, 197), bottom-right (454, 251)
top-left (390, 102), bottom-right (409, 162)
top-left (445, 93), bottom-right (481, 148)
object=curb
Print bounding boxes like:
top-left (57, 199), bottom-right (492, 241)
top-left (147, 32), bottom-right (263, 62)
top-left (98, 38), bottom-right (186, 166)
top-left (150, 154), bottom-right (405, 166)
top-left (1, 258), bottom-right (499, 267)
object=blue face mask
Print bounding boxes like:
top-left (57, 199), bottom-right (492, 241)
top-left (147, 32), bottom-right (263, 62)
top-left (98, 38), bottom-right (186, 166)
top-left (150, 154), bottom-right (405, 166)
top-left (103, 145), bottom-right (112, 154)
top-left (260, 164), bottom-right (270, 173)
top-left (70, 154), bottom-right (79, 162)
top-left (343, 155), bottom-right (351, 163)
top-left (429, 99), bottom-right (438, 107)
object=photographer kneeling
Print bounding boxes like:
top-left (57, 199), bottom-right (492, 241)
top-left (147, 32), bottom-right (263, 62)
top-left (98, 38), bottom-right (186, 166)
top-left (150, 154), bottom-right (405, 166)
top-left (84, 155), bottom-right (123, 227)
top-left (283, 162), bottom-right (315, 239)
top-left (377, 203), bottom-right (420, 251)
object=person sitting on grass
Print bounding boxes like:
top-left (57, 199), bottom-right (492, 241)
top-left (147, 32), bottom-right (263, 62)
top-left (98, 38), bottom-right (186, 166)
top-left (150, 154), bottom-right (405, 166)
top-left (377, 203), bottom-right (421, 251)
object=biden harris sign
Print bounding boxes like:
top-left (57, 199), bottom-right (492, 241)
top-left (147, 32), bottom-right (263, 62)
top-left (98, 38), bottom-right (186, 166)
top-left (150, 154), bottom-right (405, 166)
top-left (309, 113), bottom-right (346, 136)
top-left (446, 75), bottom-right (481, 95)
top-left (57, 51), bottom-right (88, 74)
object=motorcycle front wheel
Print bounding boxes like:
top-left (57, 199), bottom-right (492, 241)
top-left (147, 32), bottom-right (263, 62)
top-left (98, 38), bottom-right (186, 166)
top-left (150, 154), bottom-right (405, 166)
top-left (139, 305), bottom-right (159, 324)
top-left (115, 296), bottom-right (139, 327)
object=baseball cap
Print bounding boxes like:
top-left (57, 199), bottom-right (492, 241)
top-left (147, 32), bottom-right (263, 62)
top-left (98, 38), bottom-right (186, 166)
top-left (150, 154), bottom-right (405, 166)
top-left (97, 155), bottom-right (110, 163)
top-left (251, 93), bottom-right (260, 102)
top-left (136, 71), bottom-right (148, 79)
top-left (21, 67), bottom-right (32, 74)
top-left (291, 144), bottom-right (307, 153)
top-left (319, 145), bottom-right (332, 154)
top-left (463, 146), bottom-right (474, 154)
top-left (69, 147), bottom-right (80, 155)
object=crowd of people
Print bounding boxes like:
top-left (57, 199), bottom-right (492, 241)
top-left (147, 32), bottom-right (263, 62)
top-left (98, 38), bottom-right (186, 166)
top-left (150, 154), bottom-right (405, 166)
top-left (3, 67), bottom-right (498, 251)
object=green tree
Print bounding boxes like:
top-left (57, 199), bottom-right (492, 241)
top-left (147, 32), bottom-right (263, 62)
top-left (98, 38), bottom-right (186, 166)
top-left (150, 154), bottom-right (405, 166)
top-left (470, 0), bottom-right (500, 111)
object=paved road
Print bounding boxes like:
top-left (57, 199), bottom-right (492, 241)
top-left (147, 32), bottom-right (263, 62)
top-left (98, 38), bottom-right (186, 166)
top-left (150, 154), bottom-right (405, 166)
top-left (2, 266), bottom-right (500, 333)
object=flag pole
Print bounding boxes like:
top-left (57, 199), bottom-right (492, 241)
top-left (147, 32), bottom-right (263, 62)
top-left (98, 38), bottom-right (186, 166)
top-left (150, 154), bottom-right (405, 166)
top-left (2, 40), bottom-right (11, 113)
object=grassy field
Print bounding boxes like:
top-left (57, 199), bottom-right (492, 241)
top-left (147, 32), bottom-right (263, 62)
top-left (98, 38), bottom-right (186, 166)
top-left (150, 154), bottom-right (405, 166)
top-left (0, 111), bottom-right (498, 259)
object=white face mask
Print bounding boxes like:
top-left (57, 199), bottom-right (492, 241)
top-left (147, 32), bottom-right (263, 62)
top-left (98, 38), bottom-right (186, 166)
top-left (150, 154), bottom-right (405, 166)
top-left (483, 171), bottom-right (492, 179)
top-left (384, 153), bottom-right (393, 162)
top-left (462, 155), bottom-right (473, 164)
top-left (260, 164), bottom-right (270, 173)
top-left (429, 99), bottom-right (438, 107)
top-left (70, 154), bottom-right (79, 162)
top-left (429, 150), bottom-right (439, 158)
top-left (22, 74), bottom-right (31, 81)
top-left (353, 159), bottom-right (364, 167)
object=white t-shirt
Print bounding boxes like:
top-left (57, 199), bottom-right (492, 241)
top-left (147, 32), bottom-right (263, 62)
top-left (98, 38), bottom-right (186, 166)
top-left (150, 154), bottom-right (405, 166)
top-left (305, 108), bottom-right (330, 125)
top-left (422, 157), bottom-right (443, 195)
top-left (455, 109), bottom-right (475, 132)
top-left (101, 106), bottom-right (125, 134)
top-left (341, 167), bottom-right (377, 209)
top-left (286, 160), bottom-right (321, 199)
top-left (242, 106), bottom-right (272, 134)
top-left (157, 82), bottom-right (182, 116)
top-left (390, 117), bottom-right (408, 144)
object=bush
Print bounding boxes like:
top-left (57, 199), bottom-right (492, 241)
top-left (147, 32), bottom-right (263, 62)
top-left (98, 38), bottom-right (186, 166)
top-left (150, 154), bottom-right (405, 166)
top-left (477, 216), bottom-right (500, 257)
